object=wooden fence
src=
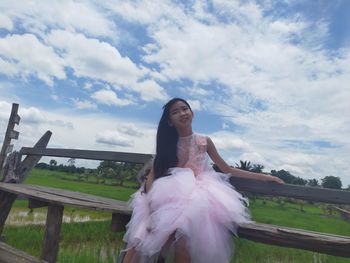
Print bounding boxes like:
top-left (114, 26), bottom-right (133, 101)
top-left (0, 103), bottom-right (350, 262)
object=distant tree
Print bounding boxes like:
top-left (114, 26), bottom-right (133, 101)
top-left (292, 177), bottom-right (307, 186)
top-left (235, 160), bottom-right (252, 171)
top-left (307, 178), bottom-right (319, 187)
top-left (36, 162), bottom-right (50, 169)
top-left (49, 159), bottom-right (57, 166)
top-left (270, 169), bottom-right (295, 184)
top-left (67, 158), bottom-right (76, 166)
top-left (251, 164), bottom-right (265, 173)
top-left (321, 176), bottom-right (342, 189)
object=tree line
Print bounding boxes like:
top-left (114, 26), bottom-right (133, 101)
top-left (233, 160), bottom-right (348, 190)
top-left (36, 159), bottom-right (349, 190)
top-left (35, 159), bottom-right (143, 187)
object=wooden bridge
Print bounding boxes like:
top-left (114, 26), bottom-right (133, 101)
top-left (1, 103), bottom-right (350, 263)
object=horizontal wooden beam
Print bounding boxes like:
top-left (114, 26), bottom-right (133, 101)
top-left (105, 212), bottom-right (350, 258)
top-left (238, 222), bottom-right (350, 257)
top-left (230, 177), bottom-right (350, 205)
top-left (0, 242), bottom-right (48, 263)
top-left (20, 147), bottom-right (152, 164)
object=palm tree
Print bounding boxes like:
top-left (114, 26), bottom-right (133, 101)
top-left (235, 160), bottom-right (252, 171)
top-left (251, 164), bottom-right (264, 173)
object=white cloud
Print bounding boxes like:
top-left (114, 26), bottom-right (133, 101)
top-left (210, 131), bottom-right (251, 152)
top-left (91, 89), bottom-right (134, 107)
top-left (0, 1), bottom-right (116, 39)
top-left (46, 30), bottom-right (167, 102)
top-left (0, 34), bottom-right (66, 86)
top-left (96, 130), bottom-right (134, 147)
top-left (73, 99), bottom-right (97, 110)
top-left (20, 107), bottom-right (47, 124)
top-left (0, 101), bottom-right (12, 120)
top-left (0, 0), bottom-right (349, 186)
top-left (187, 99), bottom-right (202, 111)
top-left (0, 14), bottom-right (13, 30)
top-left (135, 80), bottom-right (168, 102)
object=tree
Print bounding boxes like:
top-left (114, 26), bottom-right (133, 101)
top-left (49, 159), bottom-right (57, 166)
top-left (67, 158), bottom-right (76, 166)
top-left (270, 169), bottom-right (294, 184)
top-left (307, 179), bottom-right (319, 187)
top-left (235, 160), bottom-right (252, 171)
top-left (321, 176), bottom-right (342, 189)
top-left (251, 164), bottom-right (264, 173)
top-left (292, 177), bottom-right (307, 186)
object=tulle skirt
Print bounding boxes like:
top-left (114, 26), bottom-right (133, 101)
top-left (123, 168), bottom-right (251, 263)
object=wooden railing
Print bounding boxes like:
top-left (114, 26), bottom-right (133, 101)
top-left (0, 109), bottom-right (349, 262)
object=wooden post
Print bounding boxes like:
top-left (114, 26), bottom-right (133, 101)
top-left (111, 213), bottom-right (130, 232)
top-left (17, 131), bottom-right (52, 183)
top-left (41, 204), bottom-right (64, 263)
top-left (2, 151), bottom-right (22, 183)
top-left (0, 103), bottom-right (20, 181)
top-left (0, 191), bottom-right (18, 235)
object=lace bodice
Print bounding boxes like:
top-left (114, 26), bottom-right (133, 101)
top-left (177, 133), bottom-right (211, 175)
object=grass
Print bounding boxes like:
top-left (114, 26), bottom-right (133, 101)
top-left (3, 169), bottom-right (350, 262)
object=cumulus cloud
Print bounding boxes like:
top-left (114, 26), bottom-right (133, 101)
top-left (0, 0), bottom-right (349, 185)
top-left (0, 34), bottom-right (66, 86)
top-left (0, 101), bottom-right (13, 120)
top-left (0, 14), bottom-right (13, 30)
top-left (96, 130), bottom-right (134, 147)
top-left (73, 99), bottom-right (97, 110)
top-left (45, 30), bottom-right (167, 102)
top-left (0, 1), bottom-right (116, 38)
top-left (20, 107), bottom-right (47, 124)
top-left (91, 89), bottom-right (134, 107)
top-left (210, 131), bottom-right (251, 152)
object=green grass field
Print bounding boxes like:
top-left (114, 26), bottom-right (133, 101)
top-left (3, 169), bottom-right (350, 263)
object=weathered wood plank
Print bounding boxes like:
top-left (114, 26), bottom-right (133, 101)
top-left (106, 211), bottom-right (350, 258)
top-left (238, 222), bottom-right (350, 257)
top-left (0, 191), bottom-right (18, 235)
top-left (21, 184), bottom-right (129, 206)
top-left (20, 147), bottom-right (152, 164)
top-left (0, 103), bottom-right (19, 178)
top-left (18, 131), bottom-right (52, 183)
top-left (28, 198), bottom-right (49, 209)
top-left (41, 204), bottom-right (64, 263)
top-left (334, 206), bottom-right (350, 221)
top-left (230, 177), bottom-right (350, 205)
top-left (0, 241), bottom-right (48, 263)
top-left (0, 183), bottom-right (132, 214)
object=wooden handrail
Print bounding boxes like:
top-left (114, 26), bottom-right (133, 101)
top-left (230, 177), bottom-right (350, 205)
top-left (20, 147), bottom-right (152, 164)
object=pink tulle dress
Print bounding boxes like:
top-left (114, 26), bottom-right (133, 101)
top-left (123, 133), bottom-right (251, 263)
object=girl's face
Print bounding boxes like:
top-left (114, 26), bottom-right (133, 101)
top-left (168, 100), bottom-right (193, 130)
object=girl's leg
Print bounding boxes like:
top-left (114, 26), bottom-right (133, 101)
top-left (175, 236), bottom-right (191, 263)
top-left (123, 247), bottom-right (139, 263)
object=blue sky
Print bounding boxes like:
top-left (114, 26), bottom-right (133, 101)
top-left (0, 0), bottom-right (349, 187)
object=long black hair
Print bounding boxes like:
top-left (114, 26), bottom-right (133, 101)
top-left (153, 98), bottom-right (192, 179)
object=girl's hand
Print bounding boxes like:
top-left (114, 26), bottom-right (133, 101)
top-left (266, 175), bottom-right (284, 184)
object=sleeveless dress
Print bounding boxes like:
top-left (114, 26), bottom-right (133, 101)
top-left (123, 133), bottom-right (251, 263)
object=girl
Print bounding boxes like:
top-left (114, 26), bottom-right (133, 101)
top-left (123, 98), bottom-right (283, 263)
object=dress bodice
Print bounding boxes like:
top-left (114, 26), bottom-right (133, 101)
top-left (177, 133), bottom-right (210, 175)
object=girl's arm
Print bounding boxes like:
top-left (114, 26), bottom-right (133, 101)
top-left (207, 137), bottom-right (284, 184)
top-left (144, 167), bottom-right (155, 193)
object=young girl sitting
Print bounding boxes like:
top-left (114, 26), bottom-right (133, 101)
top-left (122, 98), bottom-right (283, 263)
